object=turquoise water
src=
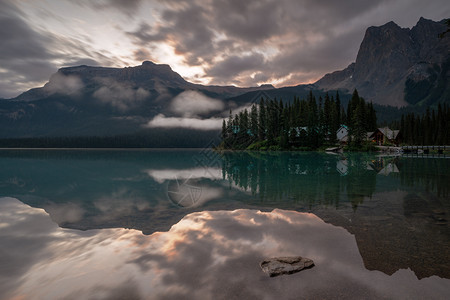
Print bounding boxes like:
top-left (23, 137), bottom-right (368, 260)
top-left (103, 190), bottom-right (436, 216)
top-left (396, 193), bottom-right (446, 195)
top-left (0, 149), bottom-right (449, 299)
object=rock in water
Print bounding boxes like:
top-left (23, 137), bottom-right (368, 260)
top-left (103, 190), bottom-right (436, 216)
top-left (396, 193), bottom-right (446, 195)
top-left (260, 256), bottom-right (314, 277)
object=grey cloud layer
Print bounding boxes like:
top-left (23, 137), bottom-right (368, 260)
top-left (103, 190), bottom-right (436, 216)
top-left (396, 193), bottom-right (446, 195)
top-left (126, 0), bottom-right (389, 86)
top-left (0, 1), bottom-right (56, 97)
top-left (75, 0), bottom-right (143, 16)
top-left (0, 0), bottom-right (449, 98)
top-left (0, 0), bottom-right (128, 98)
top-left (128, 0), bottom-right (449, 87)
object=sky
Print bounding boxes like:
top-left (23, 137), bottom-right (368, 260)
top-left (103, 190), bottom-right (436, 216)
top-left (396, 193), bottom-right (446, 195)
top-left (0, 0), bottom-right (449, 99)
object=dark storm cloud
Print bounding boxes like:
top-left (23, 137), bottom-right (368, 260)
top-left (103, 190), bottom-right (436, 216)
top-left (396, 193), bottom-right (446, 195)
top-left (0, 1), bottom-right (123, 98)
top-left (126, 0), bottom-right (389, 85)
top-left (127, 4), bottom-right (217, 65)
top-left (76, 0), bottom-right (143, 16)
top-left (0, 13), bottom-right (52, 61)
top-left (211, 0), bottom-right (284, 43)
top-left (132, 48), bottom-right (154, 62)
top-left (260, 24), bottom-right (365, 85)
top-left (128, 0), bottom-right (448, 86)
top-left (127, 22), bottom-right (167, 43)
top-left (0, 0), bottom-right (57, 97)
top-left (107, 0), bottom-right (142, 12)
top-left (207, 53), bottom-right (265, 79)
top-left (1, 0), bottom-right (449, 98)
top-left (65, 58), bottom-right (101, 67)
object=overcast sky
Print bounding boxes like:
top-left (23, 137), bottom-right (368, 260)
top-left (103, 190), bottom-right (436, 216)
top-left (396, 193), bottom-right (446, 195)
top-left (0, 0), bottom-right (448, 98)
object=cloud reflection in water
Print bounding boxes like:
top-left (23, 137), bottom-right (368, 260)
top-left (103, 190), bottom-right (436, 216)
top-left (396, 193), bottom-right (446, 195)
top-left (1, 197), bottom-right (449, 300)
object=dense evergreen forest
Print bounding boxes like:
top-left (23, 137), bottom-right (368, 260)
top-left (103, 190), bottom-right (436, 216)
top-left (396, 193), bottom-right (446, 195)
top-left (220, 90), bottom-right (377, 150)
top-left (0, 90), bottom-right (447, 149)
top-left (0, 129), bottom-right (219, 148)
top-left (392, 104), bottom-right (450, 145)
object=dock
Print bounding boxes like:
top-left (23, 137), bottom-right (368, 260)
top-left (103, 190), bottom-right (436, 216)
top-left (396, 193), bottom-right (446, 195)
top-left (402, 145), bottom-right (449, 154)
top-left (325, 147), bottom-right (342, 153)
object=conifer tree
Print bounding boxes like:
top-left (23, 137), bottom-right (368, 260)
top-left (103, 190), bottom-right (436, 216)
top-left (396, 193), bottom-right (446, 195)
top-left (307, 91), bottom-right (319, 148)
top-left (250, 104), bottom-right (258, 141)
top-left (336, 91), bottom-right (341, 124)
top-left (221, 119), bottom-right (227, 141)
top-left (258, 98), bottom-right (266, 141)
top-left (366, 102), bottom-right (377, 131)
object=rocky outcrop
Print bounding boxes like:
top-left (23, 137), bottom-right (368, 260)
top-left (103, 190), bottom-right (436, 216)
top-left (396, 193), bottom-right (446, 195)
top-left (260, 256), bottom-right (314, 277)
top-left (315, 17), bottom-right (450, 107)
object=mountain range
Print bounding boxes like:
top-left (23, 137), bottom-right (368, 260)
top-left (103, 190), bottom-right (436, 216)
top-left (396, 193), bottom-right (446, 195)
top-left (0, 17), bottom-right (448, 141)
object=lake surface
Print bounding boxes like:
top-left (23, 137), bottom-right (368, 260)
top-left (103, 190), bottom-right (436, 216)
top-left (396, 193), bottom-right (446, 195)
top-left (0, 149), bottom-right (449, 299)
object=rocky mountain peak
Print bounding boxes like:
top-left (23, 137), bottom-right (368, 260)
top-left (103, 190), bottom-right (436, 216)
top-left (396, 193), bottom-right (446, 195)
top-left (367, 21), bottom-right (401, 32)
top-left (140, 60), bottom-right (172, 72)
top-left (353, 20), bottom-right (416, 103)
top-left (315, 17), bottom-right (449, 107)
top-left (141, 60), bottom-right (156, 66)
top-left (13, 61), bottom-right (192, 102)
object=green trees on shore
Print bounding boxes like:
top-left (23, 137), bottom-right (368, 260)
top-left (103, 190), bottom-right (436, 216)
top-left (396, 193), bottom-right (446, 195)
top-left (347, 89), bottom-right (377, 145)
top-left (399, 103), bottom-right (450, 145)
top-left (220, 90), bottom-right (377, 150)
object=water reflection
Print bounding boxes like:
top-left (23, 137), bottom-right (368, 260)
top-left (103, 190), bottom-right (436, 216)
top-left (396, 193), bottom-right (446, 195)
top-left (0, 150), bottom-right (449, 281)
top-left (220, 152), bottom-right (450, 279)
top-left (1, 197), bottom-right (449, 300)
top-left (222, 152), bottom-right (390, 209)
top-left (0, 149), bottom-right (229, 234)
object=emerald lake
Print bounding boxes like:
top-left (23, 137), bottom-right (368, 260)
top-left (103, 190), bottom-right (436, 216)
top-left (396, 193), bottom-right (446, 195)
top-left (0, 149), bottom-right (449, 299)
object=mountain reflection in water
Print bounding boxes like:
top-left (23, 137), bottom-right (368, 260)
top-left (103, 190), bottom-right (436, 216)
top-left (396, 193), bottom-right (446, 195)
top-left (0, 150), bottom-right (449, 289)
top-left (1, 197), bottom-right (449, 300)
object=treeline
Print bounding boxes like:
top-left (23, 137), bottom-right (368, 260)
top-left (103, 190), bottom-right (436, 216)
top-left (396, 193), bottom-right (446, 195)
top-left (220, 89), bottom-right (377, 150)
top-left (0, 129), bottom-right (220, 148)
top-left (397, 103), bottom-right (450, 145)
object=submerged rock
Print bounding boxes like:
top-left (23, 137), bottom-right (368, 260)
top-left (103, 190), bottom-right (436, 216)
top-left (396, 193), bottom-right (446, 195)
top-left (260, 256), bottom-right (314, 277)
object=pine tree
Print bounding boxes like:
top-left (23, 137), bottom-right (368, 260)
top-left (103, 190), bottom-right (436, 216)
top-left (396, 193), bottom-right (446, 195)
top-left (347, 90), bottom-right (360, 124)
top-left (400, 115), bottom-right (405, 144)
top-left (307, 91), bottom-right (319, 148)
top-left (221, 119), bottom-right (227, 141)
top-left (424, 108), bottom-right (431, 145)
top-left (258, 98), bottom-right (266, 141)
top-left (336, 91), bottom-right (341, 124)
top-left (323, 93), bottom-right (332, 142)
top-left (366, 102), bottom-right (377, 131)
top-left (436, 103), bottom-right (444, 145)
top-left (266, 99), bottom-right (276, 144)
top-left (226, 110), bottom-right (233, 148)
top-left (318, 96), bottom-right (325, 145)
top-left (250, 104), bottom-right (258, 141)
top-left (352, 100), bottom-right (367, 146)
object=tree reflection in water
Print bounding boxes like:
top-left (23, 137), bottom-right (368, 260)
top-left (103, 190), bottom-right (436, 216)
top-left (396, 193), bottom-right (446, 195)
top-left (221, 152), bottom-right (385, 210)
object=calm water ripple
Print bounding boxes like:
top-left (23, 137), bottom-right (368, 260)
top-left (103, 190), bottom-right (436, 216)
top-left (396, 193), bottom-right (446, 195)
top-left (0, 149), bottom-right (449, 299)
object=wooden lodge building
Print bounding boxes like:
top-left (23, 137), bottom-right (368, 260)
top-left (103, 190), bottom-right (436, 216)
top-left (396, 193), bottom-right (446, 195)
top-left (336, 126), bottom-right (401, 145)
top-left (368, 127), bottom-right (401, 145)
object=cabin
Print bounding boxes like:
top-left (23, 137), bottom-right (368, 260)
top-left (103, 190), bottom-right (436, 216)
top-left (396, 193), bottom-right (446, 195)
top-left (368, 127), bottom-right (401, 145)
top-left (289, 126), bottom-right (309, 137)
top-left (336, 125), bottom-right (349, 143)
